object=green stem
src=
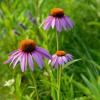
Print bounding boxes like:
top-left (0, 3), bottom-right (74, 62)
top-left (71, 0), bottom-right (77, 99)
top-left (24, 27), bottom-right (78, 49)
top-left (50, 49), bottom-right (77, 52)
top-left (56, 30), bottom-right (62, 100)
top-left (57, 66), bottom-right (62, 100)
top-left (35, 0), bottom-right (39, 24)
top-left (56, 31), bottom-right (59, 50)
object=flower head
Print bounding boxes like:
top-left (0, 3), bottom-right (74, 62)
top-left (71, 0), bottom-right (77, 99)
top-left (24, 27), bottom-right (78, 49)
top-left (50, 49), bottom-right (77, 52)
top-left (4, 79), bottom-right (15, 87)
top-left (4, 39), bottom-right (51, 72)
top-left (50, 8), bottom-right (64, 18)
top-left (49, 50), bottom-right (73, 68)
top-left (42, 8), bottom-right (74, 32)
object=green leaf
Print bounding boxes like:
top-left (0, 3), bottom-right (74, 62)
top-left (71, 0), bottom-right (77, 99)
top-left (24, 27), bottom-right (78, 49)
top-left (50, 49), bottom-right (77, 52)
top-left (63, 59), bottom-right (81, 69)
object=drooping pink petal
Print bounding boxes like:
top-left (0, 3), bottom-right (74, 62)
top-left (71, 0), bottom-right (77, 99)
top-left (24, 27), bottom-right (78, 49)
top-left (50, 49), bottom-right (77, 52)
top-left (64, 17), bottom-right (70, 28)
top-left (66, 54), bottom-right (73, 61)
top-left (51, 54), bottom-right (57, 66)
top-left (28, 53), bottom-right (34, 71)
top-left (51, 17), bottom-right (55, 29)
top-left (35, 47), bottom-right (51, 59)
top-left (41, 16), bottom-right (51, 27)
top-left (58, 57), bottom-right (64, 66)
top-left (60, 18), bottom-right (67, 30)
top-left (44, 21), bottom-right (51, 30)
top-left (13, 53), bottom-right (23, 68)
top-left (55, 18), bottom-right (62, 32)
top-left (32, 52), bottom-right (43, 69)
top-left (44, 16), bottom-right (53, 30)
top-left (62, 56), bottom-right (68, 63)
top-left (67, 16), bottom-right (74, 28)
top-left (64, 16), bottom-right (74, 28)
top-left (58, 57), bottom-right (62, 64)
top-left (36, 52), bottom-right (44, 66)
top-left (4, 57), bottom-right (13, 64)
top-left (10, 52), bottom-right (22, 66)
top-left (24, 54), bottom-right (27, 71)
top-left (59, 18), bottom-right (63, 31)
top-left (9, 50), bottom-right (20, 57)
top-left (4, 50), bottom-right (20, 64)
top-left (48, 55), bottom-right (57, 64)
top-left (44, 16), bottom-right (53, 23)
top-left (54, 57), bottom-right (58, 68)
top-left (20, 53), bottom-right (27, 72)
top-left (9, 50), bottom-right (17, 55)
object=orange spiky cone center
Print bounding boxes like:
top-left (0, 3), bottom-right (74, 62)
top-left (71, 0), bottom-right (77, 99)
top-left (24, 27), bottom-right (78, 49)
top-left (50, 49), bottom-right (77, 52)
top-left (50, 8), bottom-right (64, 17)
top-left (56, 50), bottom-right (66, 56)
top-left (19, 39), bottom-right (36, 53)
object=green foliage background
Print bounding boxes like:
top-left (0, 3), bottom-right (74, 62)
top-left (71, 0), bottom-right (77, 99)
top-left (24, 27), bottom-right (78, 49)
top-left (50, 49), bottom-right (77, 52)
top-left (0, 0), bottom-right (100, 100)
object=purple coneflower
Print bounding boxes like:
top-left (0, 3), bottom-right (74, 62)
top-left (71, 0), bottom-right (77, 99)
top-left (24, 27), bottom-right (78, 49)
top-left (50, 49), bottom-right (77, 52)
top-left (4, 39), bottom-right (51, 72)
top-left (49, 50), bottom-right (73, 68)
top-left (42, 8), bottom-right (74, 32)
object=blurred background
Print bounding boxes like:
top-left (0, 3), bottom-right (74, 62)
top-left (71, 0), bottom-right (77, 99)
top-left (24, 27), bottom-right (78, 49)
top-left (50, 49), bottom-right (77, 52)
top-left (0, 0), bottom-right (100, 100)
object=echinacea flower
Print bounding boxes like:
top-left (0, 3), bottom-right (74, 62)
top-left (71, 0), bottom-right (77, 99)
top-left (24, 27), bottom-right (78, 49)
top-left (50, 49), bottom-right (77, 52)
top-left (42, 8), bottom-right (74, 32)
top-left (49, 50), bottom-right (73, 68)
top-left (4, 39), bottom-right (51, 72)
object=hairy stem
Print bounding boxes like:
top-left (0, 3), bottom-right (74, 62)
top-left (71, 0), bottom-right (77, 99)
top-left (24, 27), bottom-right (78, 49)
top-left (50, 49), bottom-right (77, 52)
top-left (56, 31), bottom-right (59, 50)
top-left (57, 66), bottom-right (62, 100)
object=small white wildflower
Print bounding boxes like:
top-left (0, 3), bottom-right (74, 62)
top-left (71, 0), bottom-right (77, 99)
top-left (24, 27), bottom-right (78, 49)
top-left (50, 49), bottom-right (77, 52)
top-left (4, 79), bottom-right (15, 87)
top-left (43, 71), bottom-right (49, 76)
